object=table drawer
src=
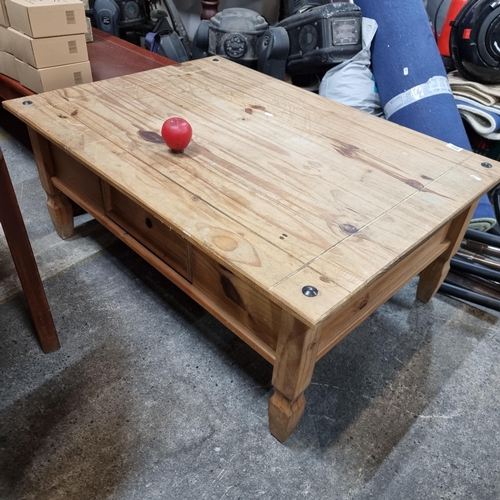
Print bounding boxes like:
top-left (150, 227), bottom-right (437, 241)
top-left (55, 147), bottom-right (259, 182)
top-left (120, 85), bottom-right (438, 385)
top-left (191, 247), bottom-right (280, 354)
top-left (104, 185), bottom-right (191, 280)
top-left (49, 143), bottom-right (103, 211)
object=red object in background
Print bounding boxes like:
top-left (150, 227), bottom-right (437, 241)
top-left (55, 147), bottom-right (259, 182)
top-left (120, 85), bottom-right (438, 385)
top-left (161, 117), bottom-right (193, 153)
top-left (437, 0), bottom-right (470, 57)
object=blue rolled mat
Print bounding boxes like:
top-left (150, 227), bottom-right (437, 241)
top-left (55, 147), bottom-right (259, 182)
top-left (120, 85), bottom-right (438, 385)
top-left (355, 0), bottom-right (495, 226)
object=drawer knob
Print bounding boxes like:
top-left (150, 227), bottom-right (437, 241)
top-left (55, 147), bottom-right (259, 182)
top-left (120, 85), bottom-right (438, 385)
top-left (145, 217), bottom-right (153, 228)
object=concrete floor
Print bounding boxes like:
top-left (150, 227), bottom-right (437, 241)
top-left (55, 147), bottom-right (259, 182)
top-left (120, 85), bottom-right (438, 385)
top-left (1, 120), bottom-right (500, 500)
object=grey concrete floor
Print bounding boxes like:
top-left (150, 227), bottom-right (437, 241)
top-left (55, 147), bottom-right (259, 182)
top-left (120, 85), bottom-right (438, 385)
top-left (1, 122), bottom-right (500, 500)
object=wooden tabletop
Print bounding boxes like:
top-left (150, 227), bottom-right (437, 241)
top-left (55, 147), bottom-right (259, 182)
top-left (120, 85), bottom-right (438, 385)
top-left (5, 57), bottom-right (500, 326)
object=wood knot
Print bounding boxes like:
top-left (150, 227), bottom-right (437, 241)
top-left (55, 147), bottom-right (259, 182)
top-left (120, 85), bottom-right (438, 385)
top-left (220, 275), bottom-right (245, 309)
top-left (213, 234), bottom-right (238, 252)
top-left (340, 223), bottom-right (358, 234)
top-left (138, 130), bottom-right (163, 143)
top-left (335, 143), bottom-right (360, 158)
top-left (405, 179), bottom-right (424, 190)
top-left (358, 294), bottom-right (369, 310)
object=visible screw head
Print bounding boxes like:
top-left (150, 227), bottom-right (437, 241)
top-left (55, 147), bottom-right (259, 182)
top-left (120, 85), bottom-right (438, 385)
top-left (481, 162), bottom-right (492, 168)
top-left (22, 100), bottom-right (33, 106)
top-left (302, 285), bottom-right (318, 297)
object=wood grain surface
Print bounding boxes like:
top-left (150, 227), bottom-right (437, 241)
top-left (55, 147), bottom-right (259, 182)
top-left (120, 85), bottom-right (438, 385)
top-left (5, 57), bottom-right (500, 327)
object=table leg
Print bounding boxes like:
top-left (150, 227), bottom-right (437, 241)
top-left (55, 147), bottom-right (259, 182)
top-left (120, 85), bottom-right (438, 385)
top-left (268, 311), bottom-right (322, 442)
top-left (0, 149), bottom-right (60, 353)
top-left (28, 128), bottom-right (74, 239)
top-left (417, 201), bottom-right (478, 302)
top-left (46, 192), bottom-right (74, 239)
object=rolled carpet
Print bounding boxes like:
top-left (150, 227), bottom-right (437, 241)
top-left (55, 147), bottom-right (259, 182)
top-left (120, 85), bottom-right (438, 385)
top-left (455, 96), bottom-right (500, 140)
top-left (355, 0), bottom-right (496, 229)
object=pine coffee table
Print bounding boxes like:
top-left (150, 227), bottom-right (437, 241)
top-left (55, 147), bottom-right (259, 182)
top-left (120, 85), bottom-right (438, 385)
top-left (5, 58), bottom-right (500, 442)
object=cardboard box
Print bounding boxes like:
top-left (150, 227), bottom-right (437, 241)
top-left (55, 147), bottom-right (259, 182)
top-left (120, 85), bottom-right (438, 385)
top-left (79, 0), bottom-right (92, 42)
top-left (85, 16), bottom-right (92, 42)
top-left (0, 0), bottom-right (9, 27)
top-left (6, 0), bottom-right (86, 38)
top-left (16, 58), bottom-right (92, 93)
top-left (9, 27), bottom-right (88, 68)
top-left (0, 50), bottom-right (18, 79)
top-left (0, 24), bottom-right (11, 52)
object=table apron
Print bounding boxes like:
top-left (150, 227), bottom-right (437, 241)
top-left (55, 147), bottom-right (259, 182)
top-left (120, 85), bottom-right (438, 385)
top-left (316, 223), bottom-right (452, 359)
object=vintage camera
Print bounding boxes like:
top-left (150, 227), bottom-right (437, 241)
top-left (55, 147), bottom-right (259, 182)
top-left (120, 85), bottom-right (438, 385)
top-left (193, 4), bottom-right (362, 80)
top-left (277, 3), bottom-right (362, 74)
top-left (91, 0), bottom-right (147, 37)
top-left (193, 8), bottom-right (269, 68)
top-left (115, 0), bottom-right (147, 28)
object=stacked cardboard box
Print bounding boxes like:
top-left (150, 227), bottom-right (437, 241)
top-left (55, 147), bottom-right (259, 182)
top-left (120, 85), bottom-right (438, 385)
top-left (82, 0), bottom-right (93, 42)
top-left (0, 0), bottom-right (8, 26)
top-left (0, 0), bottom-right (19, 80)
top-left (2, 0), bottom-right (92, 93)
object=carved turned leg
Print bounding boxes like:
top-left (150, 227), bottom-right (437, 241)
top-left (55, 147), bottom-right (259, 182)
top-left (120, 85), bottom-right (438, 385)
top-left (46, 192), bottom-right (74, 239)
top-left (28, 128), bottom-right (75, 239)
top-left (269, 310), bottom-right (322, 442)
top-left (201, 1), bottom-right (219, 20)
top-left (417, 201), bottom-right (478, 302)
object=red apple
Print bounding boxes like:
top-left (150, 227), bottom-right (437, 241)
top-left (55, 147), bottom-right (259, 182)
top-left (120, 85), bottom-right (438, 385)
top-left (161, 117), bottom-right (192, 153)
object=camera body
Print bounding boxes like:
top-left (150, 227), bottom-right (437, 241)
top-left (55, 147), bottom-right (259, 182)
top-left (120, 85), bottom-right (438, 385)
top-left (92, 0), bottom-right (147, 37)
top-left (114, 0), bottom-right (146, 28)
top-left (277, 3), bottom-right (362, 74)
top-left (196, 8), bottom-right (270, 68)
top-left (193, 4), bottom-right (362, 78)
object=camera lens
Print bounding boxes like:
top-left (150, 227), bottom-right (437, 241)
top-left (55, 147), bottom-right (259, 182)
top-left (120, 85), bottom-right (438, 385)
top-left (123, 1), bottom-right (139, 19)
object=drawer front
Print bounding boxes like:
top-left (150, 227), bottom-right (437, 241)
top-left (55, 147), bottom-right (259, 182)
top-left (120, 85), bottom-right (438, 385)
top-left (105, 185), bottom-right (191, 280)
top-left (191, 246), bottom-right (280, 353)
top-left (49, 143), bottom-right (103, 210)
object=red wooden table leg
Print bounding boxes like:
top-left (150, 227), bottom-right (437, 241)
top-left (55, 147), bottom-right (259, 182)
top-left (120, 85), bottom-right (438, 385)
top-left (0, 149), bottom-right (60, 353)
top-left (201, 1), bottom-right (219, 20)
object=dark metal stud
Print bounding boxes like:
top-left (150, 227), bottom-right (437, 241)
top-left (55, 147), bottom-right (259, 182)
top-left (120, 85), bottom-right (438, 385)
top-left (302, 285), bottom-right (318, 297)
top-left (481, 162), bottom-right (492, 168)
top-left (22, 100), bottom-right (33, 106)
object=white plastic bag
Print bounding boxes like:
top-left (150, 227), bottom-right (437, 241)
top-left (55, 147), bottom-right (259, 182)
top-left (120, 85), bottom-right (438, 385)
top-left (319, 18), bottom-right (383, 117)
